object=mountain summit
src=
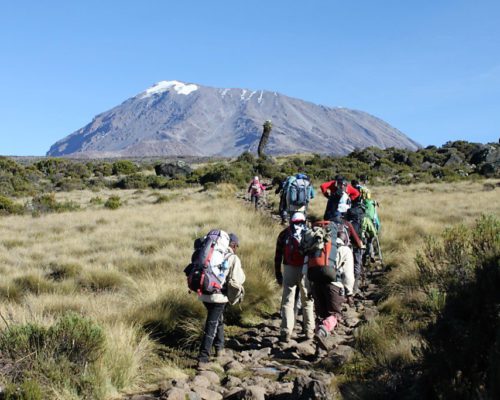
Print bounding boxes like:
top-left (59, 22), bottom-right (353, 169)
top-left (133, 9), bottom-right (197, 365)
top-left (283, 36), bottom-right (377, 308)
top-left (47, 80), bottom-right (419, 157)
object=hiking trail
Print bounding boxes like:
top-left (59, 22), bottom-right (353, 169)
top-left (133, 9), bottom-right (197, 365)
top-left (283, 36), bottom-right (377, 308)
top-left (125, 195), bottom-right (384, 400)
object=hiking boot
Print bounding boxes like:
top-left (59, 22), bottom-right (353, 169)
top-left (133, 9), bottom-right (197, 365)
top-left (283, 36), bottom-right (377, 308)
top-left (314, 327), bottom-right (329, 351)
top-left (197, 360), bottom-right (211, 370)
top-left (214, 348), bottom-right (225, 358)
top-left (279, 332), bottom-right (291, 343)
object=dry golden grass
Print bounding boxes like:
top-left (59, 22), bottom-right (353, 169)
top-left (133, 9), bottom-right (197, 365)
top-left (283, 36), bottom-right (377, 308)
top-left (0, 180), bottom-right (498, 398)
top-left (0, 185), bottom-right (281, 397)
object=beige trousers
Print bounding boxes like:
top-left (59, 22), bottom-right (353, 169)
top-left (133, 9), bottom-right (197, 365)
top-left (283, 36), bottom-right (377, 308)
top-left (280, 264), bottom-right (314, 337)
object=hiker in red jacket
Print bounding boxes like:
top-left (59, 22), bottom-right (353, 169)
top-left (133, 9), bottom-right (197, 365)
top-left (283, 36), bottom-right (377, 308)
top-left (247, 176), bottom-right (266, 210)
top-left (320, 175), bottom-right (360, 221)
top-left (274, 212), bottom-right (314, 342)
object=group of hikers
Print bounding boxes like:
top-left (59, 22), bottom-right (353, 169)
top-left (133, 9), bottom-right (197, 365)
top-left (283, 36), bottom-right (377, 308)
top-left (185, 172), bottom-right (381, 369)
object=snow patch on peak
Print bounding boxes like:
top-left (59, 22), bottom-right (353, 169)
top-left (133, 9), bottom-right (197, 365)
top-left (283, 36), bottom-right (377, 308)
top-left (140, 80), bottom-right (198, 98)
top-left (257, 91), bottom-right (264, 104)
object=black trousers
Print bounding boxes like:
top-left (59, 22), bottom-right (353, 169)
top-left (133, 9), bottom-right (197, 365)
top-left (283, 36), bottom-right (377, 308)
top-left (198, 302), bottom-right (226, 362)
top-left (310, 281), bottom-right (344, 320)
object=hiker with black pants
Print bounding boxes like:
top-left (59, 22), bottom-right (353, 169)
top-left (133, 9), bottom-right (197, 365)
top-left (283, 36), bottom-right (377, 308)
top-left (346, 203), bottom-right (366, 295)
top-left (320, 175), bottom-right (360, 222)
top-left (197, 233), bottom-right (245, 369)
top-left (302, 222), bottom-right (355, 350)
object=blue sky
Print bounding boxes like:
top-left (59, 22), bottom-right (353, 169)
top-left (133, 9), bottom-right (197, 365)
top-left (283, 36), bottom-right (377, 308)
top-left (0, 0), bottom-right (499, 155)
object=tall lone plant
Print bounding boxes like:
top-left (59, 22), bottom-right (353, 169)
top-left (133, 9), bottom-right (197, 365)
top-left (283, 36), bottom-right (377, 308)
top-left (257, 120), bottom-right (273, 159)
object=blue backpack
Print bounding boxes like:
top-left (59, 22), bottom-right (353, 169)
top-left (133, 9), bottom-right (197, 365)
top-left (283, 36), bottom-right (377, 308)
top-left (284, 175), bottom-right (310, 207)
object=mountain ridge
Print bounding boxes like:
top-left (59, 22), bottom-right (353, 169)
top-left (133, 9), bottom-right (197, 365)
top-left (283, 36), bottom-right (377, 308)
top-left (47, 80), bottom-right (420, 158)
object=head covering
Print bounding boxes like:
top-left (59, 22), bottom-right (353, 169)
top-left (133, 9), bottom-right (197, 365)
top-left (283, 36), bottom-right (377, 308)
top-left (254, 176), bottom-right (259, 181)
top-left (337, 230), bottom-right (349, 245)
top-left (290, 212), bottom-right (306, 223)
top-left (229, 233), bottom-right (239, 245)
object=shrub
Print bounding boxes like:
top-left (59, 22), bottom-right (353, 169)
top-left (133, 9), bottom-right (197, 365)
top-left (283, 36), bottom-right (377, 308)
top-left (115, 173), bottom-right (149, 189)
top-left (415, 215), bottom-right (500, 398)
top-left (0, 195), bottom-right (24, 215)
top-left (0, 313), bottom-right (105, 398)
top-left (104, 195), bottom-right (121, 209)
top-left (112, 160), bottom-right (138, 175)
top-left (90, 196), bottom-right (103, 205)
top-left (31, 193), bottom-right (80, 214)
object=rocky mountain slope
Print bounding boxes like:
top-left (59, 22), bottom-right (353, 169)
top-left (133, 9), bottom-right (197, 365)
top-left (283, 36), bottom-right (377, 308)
top-left (47, 81), bottom-right (419, 158)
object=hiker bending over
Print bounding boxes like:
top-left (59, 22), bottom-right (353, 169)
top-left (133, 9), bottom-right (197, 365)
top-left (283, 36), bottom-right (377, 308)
top-left (278, 173), bottom-right (315, 223)
top-left (320, 175), bottom-right (359, 222)
top-left (187, 232), bottom-right (245, 369)
top-left (274, 212), bottom-right (314, 342)
top-left (248, 176), bottom-right (266, 210)
top-left (301, 221), bottom-right (355, 350)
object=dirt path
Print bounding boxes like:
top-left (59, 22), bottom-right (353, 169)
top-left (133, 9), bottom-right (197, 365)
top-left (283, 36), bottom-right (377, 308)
top-left (126, 198), bottom-right (384, 400)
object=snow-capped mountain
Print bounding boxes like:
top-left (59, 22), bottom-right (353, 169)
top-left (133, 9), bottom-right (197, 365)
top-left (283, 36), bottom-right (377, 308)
top-left (47, 80), bottom-right (419, 157)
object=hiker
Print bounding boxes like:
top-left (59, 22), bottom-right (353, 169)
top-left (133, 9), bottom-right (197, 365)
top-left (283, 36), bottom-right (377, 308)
top-left (278, 173), bottom-right (315, 223)
top-left (361, 187), bottom-right (381, 233)
top-left (274, 212), bottom-right (314, 342)
top-left (346, 192), bottom-right (367, 295)
top-left (320, 175), bottom-right (359, 222)
top-left (248, 176), bottom-right (266, 210)
top-left (301, 221), bottom-right (355, 350)
top-left (188, 232), bottom-right (245, 369)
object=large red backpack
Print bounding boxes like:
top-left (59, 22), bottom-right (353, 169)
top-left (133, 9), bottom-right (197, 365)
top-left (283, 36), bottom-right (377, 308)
top-left (283, 227), bottom-right (305, 267)
top-left (302, 220), bottom-right (339, 282)
top-left (184, 230), bottom-right (231, 295)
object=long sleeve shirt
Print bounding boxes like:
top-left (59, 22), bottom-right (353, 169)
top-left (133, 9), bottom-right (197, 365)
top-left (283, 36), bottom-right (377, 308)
top-left (332, 238), bottom-right (355, 296)
top-left (343, 220), bottom-right (364, 249)
top-left (320, 181), bottom-right (360, 202)
top-left (248, 181), bottom-right (266, 196)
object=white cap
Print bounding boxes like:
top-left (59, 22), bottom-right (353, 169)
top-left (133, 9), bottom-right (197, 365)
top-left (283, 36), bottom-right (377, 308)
top-left (290, 212), bottom-right (306, 223)
top-left (254, 176), bottom-right (259, 181)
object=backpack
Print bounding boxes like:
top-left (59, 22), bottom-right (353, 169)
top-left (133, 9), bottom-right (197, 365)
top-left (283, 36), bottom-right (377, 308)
top-left (184, 230), bottom-right (231, 295)
top-left (286, 176), bottom-right (310, 207)
top-left (283, 227), bottom-right (305, 267)
top-left (301, 221), bottom-right (339, 282)
top-left (251, 182), bottom-right (262, 195)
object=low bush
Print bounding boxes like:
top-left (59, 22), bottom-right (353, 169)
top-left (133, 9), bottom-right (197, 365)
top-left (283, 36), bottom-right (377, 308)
top-left (31, 193), bottom-right (80, 214)
top-left (415, 215), bottom-right (500, 399)
top-left (104, 195), bottom-right (121, 209)
top-left (0, 312), bottom-right (106, 398)
top-left (112, 160), bottom-right (138, 175)
top-left (0, 195), bottom-right (24, 215)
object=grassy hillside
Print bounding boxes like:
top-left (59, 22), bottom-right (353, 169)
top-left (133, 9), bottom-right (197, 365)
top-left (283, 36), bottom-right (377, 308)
top-left (0, 180), bottom-right (498, 398)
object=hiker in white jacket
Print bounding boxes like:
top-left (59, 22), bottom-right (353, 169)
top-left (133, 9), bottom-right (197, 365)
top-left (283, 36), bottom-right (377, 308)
top-left (197, 233), bottom-right (245, 369)
top-left (333, 234), bottom-right (355, 299)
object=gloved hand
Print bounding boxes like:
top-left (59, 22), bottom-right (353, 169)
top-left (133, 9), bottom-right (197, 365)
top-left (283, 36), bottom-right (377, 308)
top-left (276, 273), bottom-right (283, 286)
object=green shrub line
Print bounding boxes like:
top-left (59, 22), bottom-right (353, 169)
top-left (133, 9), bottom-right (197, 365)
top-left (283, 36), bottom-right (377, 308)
top-left (338, 214), bottom-right (500, 398)
top-left (1, 140), bottom-right (498, 203)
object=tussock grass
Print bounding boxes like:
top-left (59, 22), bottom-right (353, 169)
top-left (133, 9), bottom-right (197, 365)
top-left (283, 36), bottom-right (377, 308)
top-left (2, 180), bottom-right (497, 397)
top-left (0, 187), bottom-right (281, 397)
